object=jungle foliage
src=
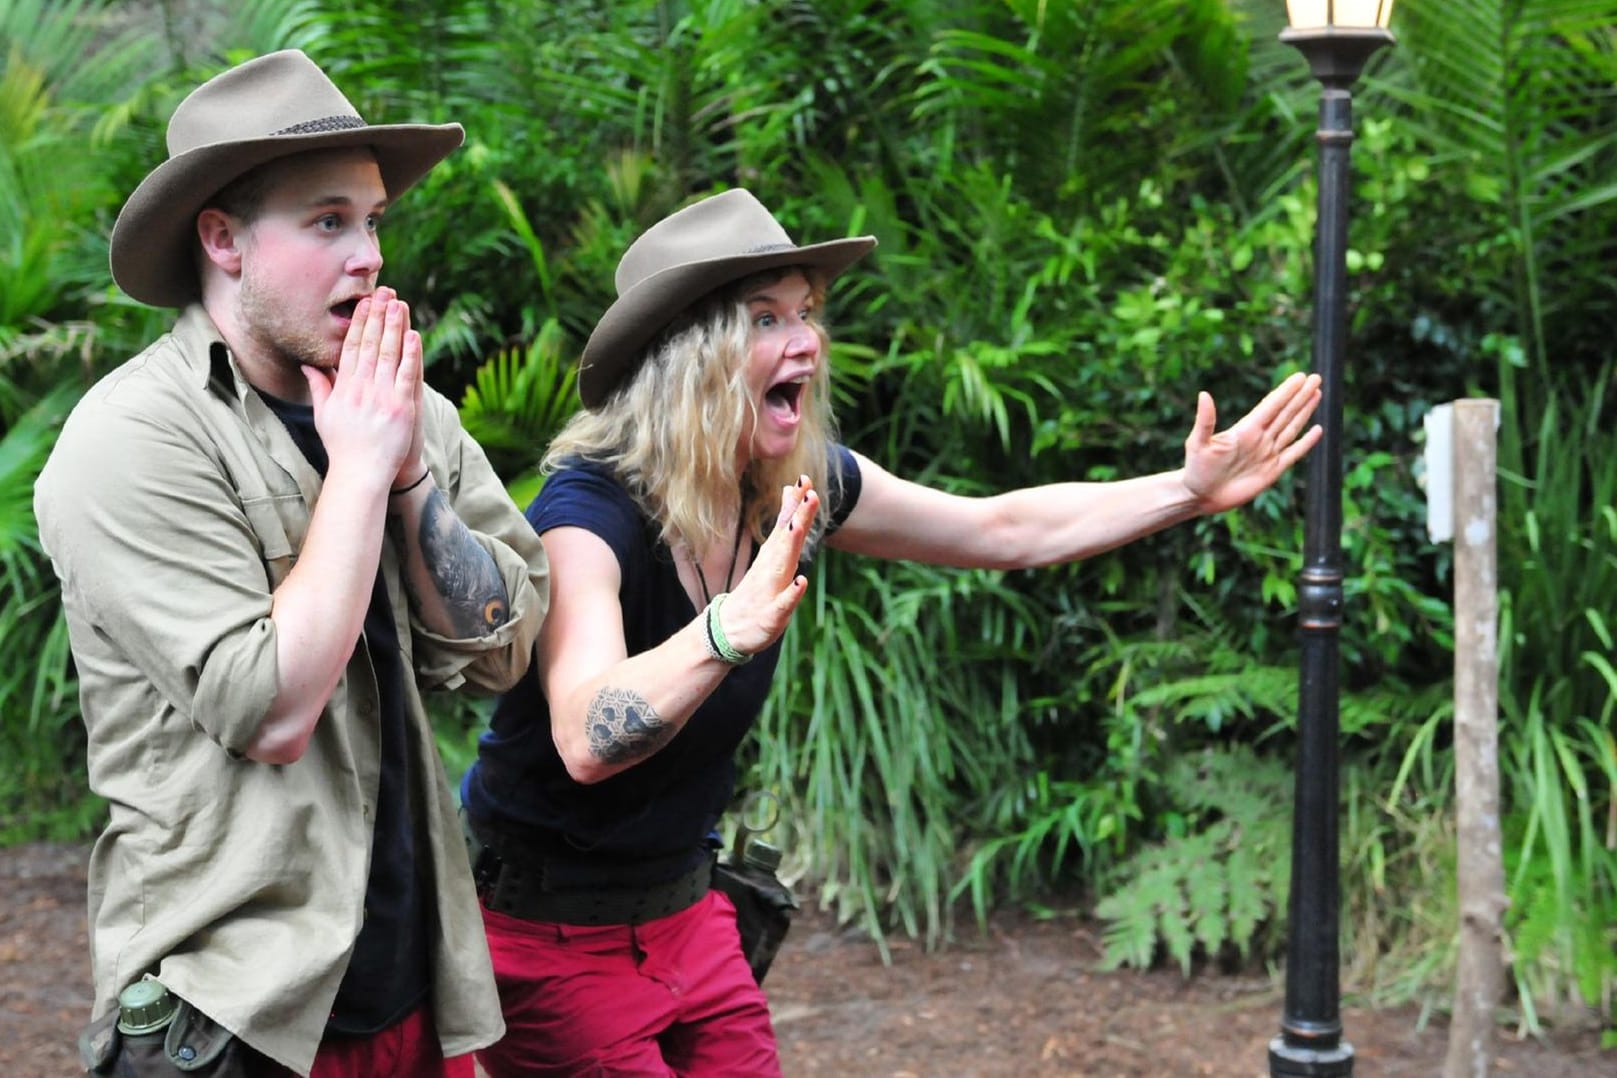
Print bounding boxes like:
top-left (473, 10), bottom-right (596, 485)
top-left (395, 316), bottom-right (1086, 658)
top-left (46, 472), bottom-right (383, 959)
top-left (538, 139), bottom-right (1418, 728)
top-left (2, 0), bottom-right (1614, 1042)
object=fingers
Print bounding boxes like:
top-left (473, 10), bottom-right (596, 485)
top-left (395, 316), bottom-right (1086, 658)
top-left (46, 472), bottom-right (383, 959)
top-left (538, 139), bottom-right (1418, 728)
top-left (316, 285), bottom-right (420, 479)
top-left (767, 570), bottom-right (810, 618)
top-left (772, 483), bottom-right (819, 566)
top-left (773, 476), bottom-right (806, 530)
top-left (339, 287), bottom-right (411, 382)
top-left (748, 478), bottom-right (820, 593)
top-left (1271, 374), bottom-right (1323, 444)
top-left (1278, 423), bottom-right (1324, 470)
top-left (359, 293), bottom-right (408, 382)
top-left (399, 328), bottom-right (424, 395)
top-left (338, 295), bottom-right (373, 372)
top-left (1194, 372), bottom-right (1321, 444)
top-left (1245, 371), bottom-right (1311, 429)
top-left (391, 328), bottom-right (427, 490)
top-left (302, 365), bottom-right (334, 412)
top-left (378, 300), bottom-right (409, 380)
top-left (778, 486), bottom-right (818, 597)
top-left (1219, 372), bottom-right (1321, 455)
top-left (1188, 390), bottom-right (1217, 449)
top-left (345, 287), bottom-right (390, 382)
top-left (713, 479), bottom-right (820, 656)
top-left (782, 478), bottom-right (819, 539)
top-left (716, 565), bottom-right (809, 659)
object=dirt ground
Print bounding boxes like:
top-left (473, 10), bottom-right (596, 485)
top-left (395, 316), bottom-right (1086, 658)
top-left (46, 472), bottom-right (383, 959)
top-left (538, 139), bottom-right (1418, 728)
top-left (4, 842), bottom-right (1611, 1077)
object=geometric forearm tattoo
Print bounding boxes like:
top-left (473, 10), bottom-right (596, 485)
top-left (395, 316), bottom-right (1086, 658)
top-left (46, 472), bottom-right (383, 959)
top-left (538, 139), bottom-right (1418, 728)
top-left (586, 686), bottom-right (675, 764)
top-left (417, 488), bottom-right (510, 636)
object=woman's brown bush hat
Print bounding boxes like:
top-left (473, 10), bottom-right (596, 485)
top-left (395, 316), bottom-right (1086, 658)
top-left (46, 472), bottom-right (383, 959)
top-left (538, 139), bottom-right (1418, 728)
top-left (577, 188), bottom-right (876, 410)
top-left (109, 49), bottom-right (464, 308)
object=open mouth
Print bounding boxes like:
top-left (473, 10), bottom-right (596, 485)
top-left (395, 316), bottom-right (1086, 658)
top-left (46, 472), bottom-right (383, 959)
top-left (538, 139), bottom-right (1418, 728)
top-left (330, 298), bottom-right (361, 321)
top-left (765, 376), bottom-right (807, 419)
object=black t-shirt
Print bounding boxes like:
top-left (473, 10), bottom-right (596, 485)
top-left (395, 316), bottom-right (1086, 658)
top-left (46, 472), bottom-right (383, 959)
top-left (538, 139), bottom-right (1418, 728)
top-left (257, 392), bottom-right (429, 1035)
top-left (460, 448), bottom-right (862, 889)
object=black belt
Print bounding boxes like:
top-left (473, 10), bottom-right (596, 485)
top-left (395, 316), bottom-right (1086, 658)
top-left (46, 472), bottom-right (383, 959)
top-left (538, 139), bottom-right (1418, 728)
top-left (462, 809), bottom-right (714, 926)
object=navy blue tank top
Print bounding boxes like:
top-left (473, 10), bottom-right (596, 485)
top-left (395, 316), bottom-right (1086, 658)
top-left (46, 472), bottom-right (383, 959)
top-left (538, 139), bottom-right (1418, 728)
top-left (461, 448), bottom-right (861, 888)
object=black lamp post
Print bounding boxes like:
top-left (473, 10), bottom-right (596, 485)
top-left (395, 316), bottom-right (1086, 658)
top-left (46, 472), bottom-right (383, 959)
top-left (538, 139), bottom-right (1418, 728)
top-left (1271, 3), bottom-right (1394, 1077)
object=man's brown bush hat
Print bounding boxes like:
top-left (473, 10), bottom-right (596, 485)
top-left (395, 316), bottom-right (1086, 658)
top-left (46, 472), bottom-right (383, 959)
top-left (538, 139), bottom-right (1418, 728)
top-left (109, 49), bottom-right (464, 308)
top-left (577, 189), bottom-right (876, 410)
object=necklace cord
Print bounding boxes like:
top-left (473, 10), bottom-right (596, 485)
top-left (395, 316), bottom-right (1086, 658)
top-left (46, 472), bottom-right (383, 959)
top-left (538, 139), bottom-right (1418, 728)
top-left (693, 514), bottom-right (745, 609)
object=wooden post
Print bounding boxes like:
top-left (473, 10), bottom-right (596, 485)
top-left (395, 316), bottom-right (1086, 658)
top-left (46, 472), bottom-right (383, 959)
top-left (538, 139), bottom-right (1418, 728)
top-left (1443, 398), bottom-right (1507, 1078)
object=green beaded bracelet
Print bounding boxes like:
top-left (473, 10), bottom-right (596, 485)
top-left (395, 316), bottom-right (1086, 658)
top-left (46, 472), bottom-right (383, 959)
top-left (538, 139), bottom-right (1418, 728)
top-left (705, 593), bottom-right (752, 665)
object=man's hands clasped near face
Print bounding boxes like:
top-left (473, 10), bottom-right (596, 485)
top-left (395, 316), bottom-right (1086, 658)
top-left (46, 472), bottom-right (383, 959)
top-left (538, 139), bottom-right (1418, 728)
top-left (303, 285), bottom-right (427, 492)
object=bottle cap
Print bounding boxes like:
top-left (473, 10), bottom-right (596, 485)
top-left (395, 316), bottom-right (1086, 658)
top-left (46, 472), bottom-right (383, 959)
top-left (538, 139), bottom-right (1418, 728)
top-left (743, 839), bottom-right (783, 873)
top-left (117, 979), bottom-right (177, 1035)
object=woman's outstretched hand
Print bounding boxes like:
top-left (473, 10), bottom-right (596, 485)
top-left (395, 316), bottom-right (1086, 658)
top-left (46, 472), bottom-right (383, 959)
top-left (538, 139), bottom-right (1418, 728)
top-left (1181, 372), bottom-right (1324, 515)
top-left (715, 477), bottom-right (820, 656)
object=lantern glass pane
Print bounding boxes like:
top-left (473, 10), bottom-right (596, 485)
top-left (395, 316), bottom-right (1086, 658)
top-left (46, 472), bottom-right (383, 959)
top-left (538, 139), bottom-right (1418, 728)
top-left (1286, 1), bottom-right (1329, 29)
top-left (1286, 0), bottom-right (1393, 29)
top-left (1335, 0), bottom-right (1393, 27)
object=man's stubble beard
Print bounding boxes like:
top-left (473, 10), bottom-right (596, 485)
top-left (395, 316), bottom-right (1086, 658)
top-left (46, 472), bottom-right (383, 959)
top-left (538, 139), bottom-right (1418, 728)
top-left (238, 271), bottom-right (338, 375)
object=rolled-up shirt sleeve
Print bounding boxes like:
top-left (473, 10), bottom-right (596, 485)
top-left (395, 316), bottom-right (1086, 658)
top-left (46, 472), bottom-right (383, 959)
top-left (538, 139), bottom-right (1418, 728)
top-left (407, 391), bottom-right (550, 694)
top-left (37, 395), bottom-right (281, 756)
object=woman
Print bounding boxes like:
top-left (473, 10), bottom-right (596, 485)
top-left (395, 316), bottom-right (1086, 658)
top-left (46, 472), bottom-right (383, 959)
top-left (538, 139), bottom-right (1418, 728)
top-left (460, 188), bottom-right (1322, 1076)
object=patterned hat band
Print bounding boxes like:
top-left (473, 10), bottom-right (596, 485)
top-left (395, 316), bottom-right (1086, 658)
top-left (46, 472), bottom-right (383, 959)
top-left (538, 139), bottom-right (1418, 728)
top-left (273, 115), bottom-right (366, 136)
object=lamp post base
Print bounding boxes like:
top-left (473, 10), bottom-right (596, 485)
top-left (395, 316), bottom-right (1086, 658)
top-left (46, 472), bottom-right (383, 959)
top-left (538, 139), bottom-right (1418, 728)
top-left (1268, 1036), bottom-right (1355, 1076)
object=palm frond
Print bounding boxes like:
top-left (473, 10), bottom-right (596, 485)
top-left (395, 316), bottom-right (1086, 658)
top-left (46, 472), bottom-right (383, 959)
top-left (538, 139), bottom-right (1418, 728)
top-left (1389, 0), bottom-right (1617, 387)
top-left (457, 319), bottom-right (580, 484)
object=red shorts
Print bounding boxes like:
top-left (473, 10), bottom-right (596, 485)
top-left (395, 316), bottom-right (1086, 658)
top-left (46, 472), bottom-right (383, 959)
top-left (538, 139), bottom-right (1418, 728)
top-left (260, 1003), bottom-right (473, 1078)
top-left (477, 889), bottom-right (780, 1077)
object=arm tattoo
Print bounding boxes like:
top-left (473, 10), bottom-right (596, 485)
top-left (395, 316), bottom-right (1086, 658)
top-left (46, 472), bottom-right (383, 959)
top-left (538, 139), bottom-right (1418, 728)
top-left (416, 488), bottom-right (510, 636)
top-left (587, 686), bottom-right (676, 764)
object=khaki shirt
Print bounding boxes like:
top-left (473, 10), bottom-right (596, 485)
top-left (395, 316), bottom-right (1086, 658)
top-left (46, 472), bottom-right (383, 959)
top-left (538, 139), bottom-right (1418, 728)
top-left (34, 306), bottom-right (549, 1075)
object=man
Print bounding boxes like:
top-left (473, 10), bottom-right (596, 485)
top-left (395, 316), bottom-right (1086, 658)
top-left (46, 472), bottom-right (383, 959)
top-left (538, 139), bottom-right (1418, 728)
top-left (34, 50), bottom-right (549, 1076)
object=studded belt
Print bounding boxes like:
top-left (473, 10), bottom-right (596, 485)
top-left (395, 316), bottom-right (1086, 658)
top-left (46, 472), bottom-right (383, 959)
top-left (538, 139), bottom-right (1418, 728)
top-left (462, 809), bottom-right (714, 926)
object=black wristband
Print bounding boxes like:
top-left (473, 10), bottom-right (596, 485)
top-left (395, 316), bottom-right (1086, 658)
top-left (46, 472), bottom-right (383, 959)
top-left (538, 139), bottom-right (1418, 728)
top-left (389, 469), bottom-right (431, 497)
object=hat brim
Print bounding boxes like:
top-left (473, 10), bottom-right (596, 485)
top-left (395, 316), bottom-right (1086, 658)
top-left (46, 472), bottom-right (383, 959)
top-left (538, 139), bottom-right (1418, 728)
top-left (109, 122), bottom-right (464, 308)
top-left (577, 235), bottom-right (876, 410)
